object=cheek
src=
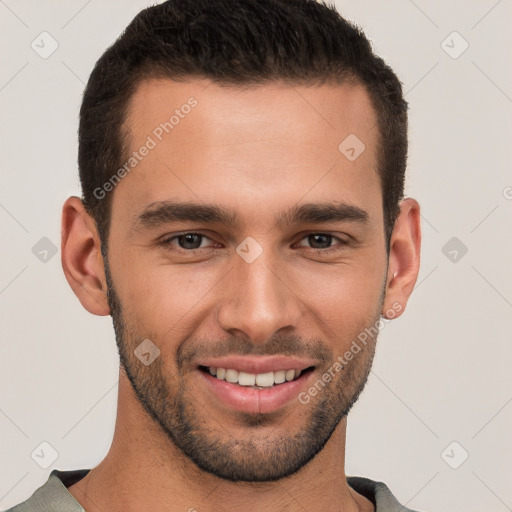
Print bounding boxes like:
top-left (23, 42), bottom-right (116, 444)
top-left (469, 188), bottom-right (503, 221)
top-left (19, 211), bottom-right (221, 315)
top-left (115, 257), bottom-right (223, 337)
top-left (294, 258), bottom-right (386, 344)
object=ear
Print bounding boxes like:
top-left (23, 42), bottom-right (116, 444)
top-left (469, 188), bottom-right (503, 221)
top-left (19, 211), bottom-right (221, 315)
top-left (381, 198), bottom-right (421, 319)
top-left (61, 196), bottom-right (110, 316)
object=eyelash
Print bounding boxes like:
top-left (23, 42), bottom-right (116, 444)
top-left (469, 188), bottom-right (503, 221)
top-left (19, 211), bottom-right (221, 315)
top-left (159, 232), bottom-right (350, 255)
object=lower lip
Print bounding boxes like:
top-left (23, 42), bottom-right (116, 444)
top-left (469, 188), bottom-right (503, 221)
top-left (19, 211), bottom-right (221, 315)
top-left (199, 369), bottom-right (313, 414)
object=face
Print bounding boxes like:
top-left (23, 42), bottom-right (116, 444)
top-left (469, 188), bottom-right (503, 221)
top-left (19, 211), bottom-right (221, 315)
top-left (103, 78), bottom-right (389, 482)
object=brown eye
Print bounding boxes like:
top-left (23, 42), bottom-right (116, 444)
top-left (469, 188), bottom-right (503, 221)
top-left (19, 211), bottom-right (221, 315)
top-left (307, 234), bottom-right (334, 249)
top-left (176, 233), bottom-right (204, 249)
top-left (295, 233), bottom-right (348, 252)
top-left (160, 232), bottom-right (216, 251)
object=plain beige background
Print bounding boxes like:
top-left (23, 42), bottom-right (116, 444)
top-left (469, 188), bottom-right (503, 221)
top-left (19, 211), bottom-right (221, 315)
top-left (1, 1), bottom-right (511, 510)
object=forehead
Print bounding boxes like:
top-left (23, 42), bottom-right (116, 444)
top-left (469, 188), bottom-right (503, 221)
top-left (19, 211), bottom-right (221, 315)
top-left (114, 77), bottom-right (381, 229)
top-left (125, 77), bottom-right (377, 148)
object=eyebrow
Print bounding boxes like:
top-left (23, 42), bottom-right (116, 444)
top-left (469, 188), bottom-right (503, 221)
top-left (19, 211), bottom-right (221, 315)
top-left (132, 200), bottom-right (369, 232)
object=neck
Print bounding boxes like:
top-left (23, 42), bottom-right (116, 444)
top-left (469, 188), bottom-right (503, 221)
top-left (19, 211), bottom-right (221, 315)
top-left (67, 369), bottom-right (373, 512)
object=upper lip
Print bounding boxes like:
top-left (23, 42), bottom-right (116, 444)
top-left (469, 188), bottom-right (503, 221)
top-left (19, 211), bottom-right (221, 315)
top-left (197, 355), bottom-right (316, 374)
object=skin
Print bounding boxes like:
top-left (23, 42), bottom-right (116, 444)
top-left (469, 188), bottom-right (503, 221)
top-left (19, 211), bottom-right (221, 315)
top-left (62, 78), bottom-right (421, 512)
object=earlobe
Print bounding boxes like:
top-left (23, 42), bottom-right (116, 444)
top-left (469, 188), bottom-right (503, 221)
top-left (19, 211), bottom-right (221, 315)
top-left (381, 198), bottom-right (421, 319)
top-left (61, 196), bottom-right (110, 316)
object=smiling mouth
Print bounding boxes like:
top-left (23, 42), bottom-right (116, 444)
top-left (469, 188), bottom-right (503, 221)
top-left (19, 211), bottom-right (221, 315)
top-left (198, 365), bottom-right (315, 389)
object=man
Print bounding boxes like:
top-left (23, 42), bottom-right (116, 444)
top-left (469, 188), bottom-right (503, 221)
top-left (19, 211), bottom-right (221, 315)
top-left (7, 0), bottom-right (421, 510)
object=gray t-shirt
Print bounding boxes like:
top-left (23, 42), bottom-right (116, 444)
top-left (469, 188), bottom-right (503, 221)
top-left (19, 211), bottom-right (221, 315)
top-left (5, 468), bottom-right (420, 511)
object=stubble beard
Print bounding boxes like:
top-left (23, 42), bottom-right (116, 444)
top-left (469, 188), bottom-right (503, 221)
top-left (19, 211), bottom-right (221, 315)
top-left (103, 251), bottom-right (382, 482)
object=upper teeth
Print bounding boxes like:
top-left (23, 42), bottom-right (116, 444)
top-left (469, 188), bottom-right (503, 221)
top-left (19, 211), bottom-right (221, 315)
top-left (208, 367), bottom-right (301, 387)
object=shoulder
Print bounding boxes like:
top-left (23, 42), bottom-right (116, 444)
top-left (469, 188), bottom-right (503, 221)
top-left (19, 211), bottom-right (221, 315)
top-left (4, 469), bottom-right (90, 512)
top-left (348, 476), bottom-right (423, 512)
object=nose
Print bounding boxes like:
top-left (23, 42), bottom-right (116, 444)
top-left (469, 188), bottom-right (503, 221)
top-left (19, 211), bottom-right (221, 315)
top-left (216, 249), bottom-right (303, 345)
